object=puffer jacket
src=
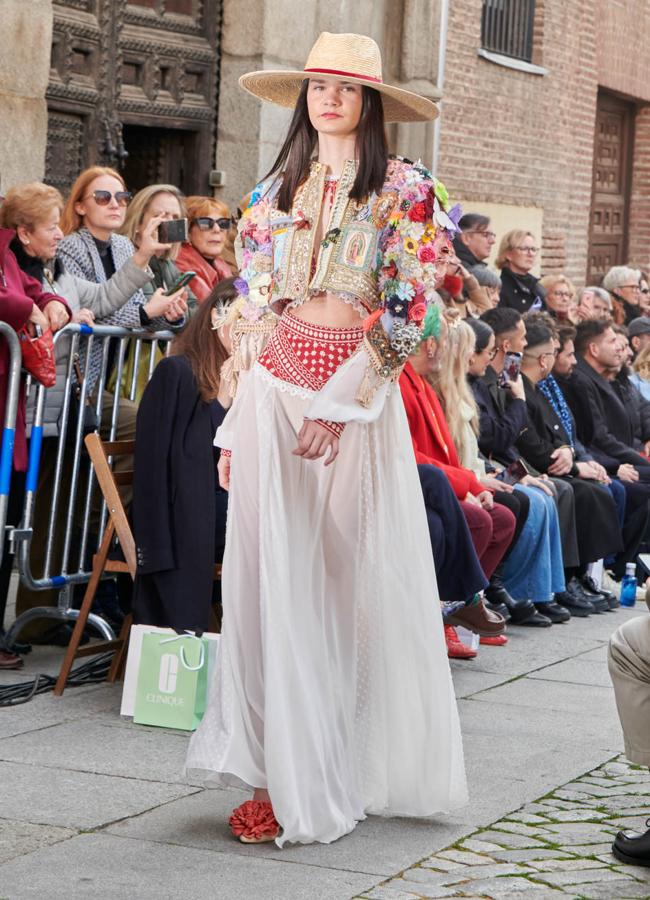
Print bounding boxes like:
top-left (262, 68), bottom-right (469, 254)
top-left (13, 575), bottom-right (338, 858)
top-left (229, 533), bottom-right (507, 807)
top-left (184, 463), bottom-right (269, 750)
top-left (12, 239), bottom-right (153, 436)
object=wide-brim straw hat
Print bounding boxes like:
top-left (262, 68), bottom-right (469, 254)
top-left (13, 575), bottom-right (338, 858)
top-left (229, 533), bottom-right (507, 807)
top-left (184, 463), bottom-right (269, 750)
top-left (239, 32), bottom-right (439, 123)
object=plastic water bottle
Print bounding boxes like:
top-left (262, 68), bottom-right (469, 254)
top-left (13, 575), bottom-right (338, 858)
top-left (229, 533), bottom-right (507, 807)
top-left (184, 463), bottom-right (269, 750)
top-left (620, 563), bottom-right (637, 608)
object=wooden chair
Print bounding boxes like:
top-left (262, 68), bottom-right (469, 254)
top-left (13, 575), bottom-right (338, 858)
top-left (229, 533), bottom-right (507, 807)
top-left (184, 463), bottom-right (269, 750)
top-left (54, 433), bottom-right (222, 696)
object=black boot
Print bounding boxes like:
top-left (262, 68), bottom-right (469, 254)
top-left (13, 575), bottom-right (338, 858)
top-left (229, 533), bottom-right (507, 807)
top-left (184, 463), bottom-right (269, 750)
top-left (613, 820), bottom-right (650, 867)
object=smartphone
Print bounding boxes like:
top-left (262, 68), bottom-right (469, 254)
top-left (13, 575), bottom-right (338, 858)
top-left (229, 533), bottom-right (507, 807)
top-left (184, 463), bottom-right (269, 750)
top-left (158, 218), bottom-right (188, 244)
top-left (498, 351), bottom-right (522, 388)
top-left (164, 271), bottom-right (195, 296)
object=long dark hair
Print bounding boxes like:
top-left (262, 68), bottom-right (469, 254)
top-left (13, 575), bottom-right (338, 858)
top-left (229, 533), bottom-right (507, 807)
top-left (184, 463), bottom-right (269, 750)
top-left (172, 277), bottom-right (237, 402)
top-left (266, 81), bottom-right (389, 212)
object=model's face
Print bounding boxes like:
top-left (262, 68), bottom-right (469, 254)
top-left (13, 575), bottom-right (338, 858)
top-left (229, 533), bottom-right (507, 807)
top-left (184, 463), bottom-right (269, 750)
top-left (468, 333), bottom-right (496, 377)
top-left (307, 77), bottom-right (363, 138)
top-left (506, 235), bottom-right (537, 274)
top-left (188, 206), bottom-right (227, 260)
top-left (22, 205), bottom-right (63, 261)
top-left (460, 225), bottom-right (495, 262)
top-left (553, 339), bottom-right (576, 377)
top-left (75, 175), bottom-right (129, 232)
top-left (545, 281), bottom-right (574, 315)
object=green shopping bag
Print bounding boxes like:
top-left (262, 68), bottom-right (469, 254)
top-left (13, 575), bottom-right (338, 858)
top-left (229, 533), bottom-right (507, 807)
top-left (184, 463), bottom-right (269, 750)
top-left (133, 632), bottom-right (209, 731)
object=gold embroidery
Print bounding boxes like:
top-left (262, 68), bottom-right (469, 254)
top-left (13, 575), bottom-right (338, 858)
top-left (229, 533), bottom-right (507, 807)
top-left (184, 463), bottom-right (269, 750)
top-left (284, 163), bottom-right (325, 299)
top-left (364, 320), bottom-right (402, 379)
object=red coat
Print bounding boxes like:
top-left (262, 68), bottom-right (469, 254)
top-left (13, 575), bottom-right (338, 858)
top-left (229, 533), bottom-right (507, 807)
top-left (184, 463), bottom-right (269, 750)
top-left (176, 242), bottom-right (234, 303)
top-left (400, 361), bottom-right (484, 500)
top-left (0, 229), bottom-right (65, 470)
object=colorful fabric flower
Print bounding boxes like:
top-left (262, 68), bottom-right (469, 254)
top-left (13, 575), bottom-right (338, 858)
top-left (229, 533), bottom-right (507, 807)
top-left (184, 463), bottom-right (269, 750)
top-left (434, 181), bottom-right (449, 208)
top-left (386, 295), bottom-right (409, 318)
top-left (408, 201), bottom-right (427, 223)
top-left (408, 301), bottom-right (427, 324)
top-left (417, 244), bottom-right (437, 264)
top-left (403, 237), bottom-right (418, 255)
top-left (229, 800), bottom-right (279, 842)
top-left (233, 276), bottom-right (249, 296)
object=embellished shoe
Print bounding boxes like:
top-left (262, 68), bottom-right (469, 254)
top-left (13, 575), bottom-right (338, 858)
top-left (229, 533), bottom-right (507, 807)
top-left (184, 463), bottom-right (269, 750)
top-left (480, 634), bottom-right (508, 646)
top-left (229, 800), bottom-right (280, 844)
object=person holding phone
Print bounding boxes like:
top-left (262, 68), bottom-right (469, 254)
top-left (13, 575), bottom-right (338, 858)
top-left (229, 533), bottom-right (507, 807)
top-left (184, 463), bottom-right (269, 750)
top-left (121, 183), bottom-right (198, 315)
top-left (176, 195), bottom-right (235, 302)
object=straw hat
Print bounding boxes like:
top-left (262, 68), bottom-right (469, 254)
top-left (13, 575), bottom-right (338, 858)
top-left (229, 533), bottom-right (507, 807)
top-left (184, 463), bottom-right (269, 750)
top-left (239, 32), bottom-right (439, 123)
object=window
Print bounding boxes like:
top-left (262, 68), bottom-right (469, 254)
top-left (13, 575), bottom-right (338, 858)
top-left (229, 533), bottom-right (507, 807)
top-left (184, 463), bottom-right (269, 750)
top-left (481, 0), bottom-right (536, 63)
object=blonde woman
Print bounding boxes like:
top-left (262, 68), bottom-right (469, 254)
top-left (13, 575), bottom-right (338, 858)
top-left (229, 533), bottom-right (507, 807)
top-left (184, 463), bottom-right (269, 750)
top-left (631, 345), bottom-right (650, 404)
top-left (121, 183), bottom-right (197, 312)
top-left (496, 229), bottom-right (545, 313)
top-left (176, 195), bottom-right (234, 302)
top-left (540, 274), bottom-right (577, 324)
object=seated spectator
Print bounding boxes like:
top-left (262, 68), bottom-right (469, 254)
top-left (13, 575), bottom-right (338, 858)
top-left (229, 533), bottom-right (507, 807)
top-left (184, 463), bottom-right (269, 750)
top-left (441, 255), bottom-right (490, 319)
top-left (496, 230), bottom-right (545, 313)
top-left (452, 213), bottom-right (496, 269)
top-left (470, 266), bottom-right (501, 310)
top-left (603, 265), bottom-right (642, 325)
top-left (132, 278), bottom-right (236, 631)
top-left (479, 307), bottom-right (613, 615)
top-left (400, 307), bottom-right (530, 631)
top-left (121, 183), bottom-right (198, 314)
top-left (610, 326), bottom-right (650, 459)
top-left (0, 220), bottom-right (70, 667)
top-left (561, 318), bottom-right (650, 477)
top-left (640, 274), bottom-right (650, 316)
top-left (631, 345), bottom-right (650, 403)
top-left (438, 313), bottom-right (567, 624)
top-left (176, 196), bottom-right (234, 302)
top-left (627, 317), bottom-right (650, 362)
top-left (1, 180), bottom-right (179, 641)
top-left (540, 274), bottom-right (578, 324)
top-left (574, 286), bottom-right (612, 321)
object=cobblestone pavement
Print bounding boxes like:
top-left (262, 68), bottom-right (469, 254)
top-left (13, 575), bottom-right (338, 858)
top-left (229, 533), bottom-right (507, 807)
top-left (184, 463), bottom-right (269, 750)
top-left (357, 757), bottom-right (650, 900)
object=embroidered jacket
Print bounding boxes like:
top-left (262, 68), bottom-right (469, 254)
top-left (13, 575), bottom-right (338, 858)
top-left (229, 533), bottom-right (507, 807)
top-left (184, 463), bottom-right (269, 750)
top-left (230, 157), bottom-right (460, 404)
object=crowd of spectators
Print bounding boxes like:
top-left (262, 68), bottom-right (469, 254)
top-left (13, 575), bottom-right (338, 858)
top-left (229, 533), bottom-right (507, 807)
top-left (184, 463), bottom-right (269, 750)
top-left (0, 172), bottom-right (648, 668)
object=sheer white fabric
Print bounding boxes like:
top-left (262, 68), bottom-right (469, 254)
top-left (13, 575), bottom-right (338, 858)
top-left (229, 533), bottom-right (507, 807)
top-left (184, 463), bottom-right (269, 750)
top-left (185, 362), bottom-right (467, 846)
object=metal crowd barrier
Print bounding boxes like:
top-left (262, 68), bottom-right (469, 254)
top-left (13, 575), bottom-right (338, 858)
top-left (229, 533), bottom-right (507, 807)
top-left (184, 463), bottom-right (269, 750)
top-left (5, 323), bottom-right (174, 647)
top-left (0, 324), bottom-right (24, 568)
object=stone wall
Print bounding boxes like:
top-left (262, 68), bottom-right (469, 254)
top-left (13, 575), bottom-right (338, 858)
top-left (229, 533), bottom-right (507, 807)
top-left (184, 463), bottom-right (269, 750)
top-left (0, 0), bottom-right (53, 192)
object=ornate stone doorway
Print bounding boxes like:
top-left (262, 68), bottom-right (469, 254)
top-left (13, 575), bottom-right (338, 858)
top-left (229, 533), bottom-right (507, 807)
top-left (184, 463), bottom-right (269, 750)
top-left (45, 0), bottom-right (222, 196)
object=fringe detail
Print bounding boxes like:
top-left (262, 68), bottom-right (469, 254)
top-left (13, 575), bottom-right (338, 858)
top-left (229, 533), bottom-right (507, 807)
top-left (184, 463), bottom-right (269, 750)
top-left (355, 365), bottom-right (375, 408)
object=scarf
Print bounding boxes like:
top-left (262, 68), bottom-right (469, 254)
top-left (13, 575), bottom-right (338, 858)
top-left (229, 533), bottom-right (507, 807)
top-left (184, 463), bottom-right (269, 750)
top-left (538, 374), bottom-right (574, 448)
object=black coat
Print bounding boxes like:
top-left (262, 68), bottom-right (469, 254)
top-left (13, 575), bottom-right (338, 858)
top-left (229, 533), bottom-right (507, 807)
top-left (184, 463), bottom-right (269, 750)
top-left (613, 371), bottom-right (650, 452)
top-left (470, 368), bottom-right (528, 465)
top-left (132, 355), bottom-right (227, 631)
top-left (516, 375), bottom-right (579, 476)
top-left (498, 267), bottom-right (546, 313)
top-left (561, 357), bottom-right (650, 471)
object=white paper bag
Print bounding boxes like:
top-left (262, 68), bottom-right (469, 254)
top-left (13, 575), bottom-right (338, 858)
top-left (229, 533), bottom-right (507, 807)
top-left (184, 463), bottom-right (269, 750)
top-left (121, 624), bottom-right (220, 717)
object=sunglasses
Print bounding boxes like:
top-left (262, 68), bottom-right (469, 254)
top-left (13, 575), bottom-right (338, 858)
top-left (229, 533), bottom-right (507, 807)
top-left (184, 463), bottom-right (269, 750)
top-left (192, 216), bottom-right (232, 231)
top-left (84, 190), bottom-right (132, 207)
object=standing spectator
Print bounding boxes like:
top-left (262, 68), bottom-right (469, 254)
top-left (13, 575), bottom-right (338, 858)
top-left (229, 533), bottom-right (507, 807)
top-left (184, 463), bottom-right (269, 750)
top-left (0, 226), bottom-right (70, 666)
top-left (121, 183), bottom-right (198, 314)
top-left (540, 274), bottom-right (578, 323)
top-left (452, 213), bottom-right (496, 269)
top-left (176, 196), bottom-right (234, 302)
top-left (603, 265), bottom-right (642, 326)
top-left (496, 230), bottom-right (545, 313)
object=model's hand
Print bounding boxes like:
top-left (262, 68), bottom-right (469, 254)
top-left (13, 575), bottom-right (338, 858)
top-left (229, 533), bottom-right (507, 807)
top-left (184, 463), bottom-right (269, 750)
top-left (293, 419), bottom-right (339, 465)
top-left (217, 454), bottom-right (231, 491)
top-left (43, 299), bottom-right (70, 332)
top-left (548, 446), bottom-right (573, 476)
top-left (26, 303), bottom-right (50, 337)
top-left (520, 473), bottom-right (553, 496)
top-left (617, 463), bottom-right (639, 482)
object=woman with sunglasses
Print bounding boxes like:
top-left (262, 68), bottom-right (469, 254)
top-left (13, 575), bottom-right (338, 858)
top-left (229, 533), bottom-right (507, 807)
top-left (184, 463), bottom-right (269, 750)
top-left (176, 196), bottom-right (234, 302)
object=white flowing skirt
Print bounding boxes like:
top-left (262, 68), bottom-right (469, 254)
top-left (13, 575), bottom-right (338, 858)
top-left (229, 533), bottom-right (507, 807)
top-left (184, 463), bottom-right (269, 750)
top-left (185, 362), bottom-right (467, 846)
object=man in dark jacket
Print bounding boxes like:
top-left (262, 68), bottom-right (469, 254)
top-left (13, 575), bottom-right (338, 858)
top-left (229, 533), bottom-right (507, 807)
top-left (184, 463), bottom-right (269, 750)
top-left (561, 319), bottom-right (650, 478)
top-left (452, 213), bottom-right (495, 270)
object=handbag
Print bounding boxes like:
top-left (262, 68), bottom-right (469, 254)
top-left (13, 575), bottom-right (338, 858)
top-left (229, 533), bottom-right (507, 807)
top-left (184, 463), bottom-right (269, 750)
top-left (17, 324), bottom-right (56, 388)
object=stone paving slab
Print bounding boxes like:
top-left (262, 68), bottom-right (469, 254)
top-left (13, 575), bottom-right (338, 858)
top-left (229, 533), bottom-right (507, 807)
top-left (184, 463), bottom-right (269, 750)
top-left (0, 819), bottom-right (75, 865)
top-left (357, 755), bottom-right (650, 899)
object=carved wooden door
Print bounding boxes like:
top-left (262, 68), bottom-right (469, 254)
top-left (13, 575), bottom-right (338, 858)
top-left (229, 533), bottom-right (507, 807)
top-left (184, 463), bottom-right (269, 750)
top-left (46, 0), bottom-right (222, 196)
top-left (587, 92), bottom-right (634, 285)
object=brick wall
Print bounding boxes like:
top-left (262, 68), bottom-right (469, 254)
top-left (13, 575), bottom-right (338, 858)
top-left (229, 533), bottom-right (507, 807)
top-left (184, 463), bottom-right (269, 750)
top-left (438, 0), bottom-right (598, 285)
top-left (628, 105), bottom-right (650, 274)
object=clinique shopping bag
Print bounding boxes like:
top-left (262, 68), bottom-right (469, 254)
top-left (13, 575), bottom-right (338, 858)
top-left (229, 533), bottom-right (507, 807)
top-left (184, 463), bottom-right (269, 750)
top-left (121, 624), bottom-right (219, 718)
top-left (133, 632), bottom-right (211, 731)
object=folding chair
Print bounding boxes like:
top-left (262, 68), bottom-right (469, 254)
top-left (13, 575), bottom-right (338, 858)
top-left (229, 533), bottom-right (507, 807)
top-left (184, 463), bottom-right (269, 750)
top-left (54, 434), bottom-right (136, 696)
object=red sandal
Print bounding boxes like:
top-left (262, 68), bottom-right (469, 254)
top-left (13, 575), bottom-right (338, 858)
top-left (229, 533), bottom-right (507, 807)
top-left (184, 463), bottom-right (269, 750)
top-left (229, 800), bottom-right (280, 843)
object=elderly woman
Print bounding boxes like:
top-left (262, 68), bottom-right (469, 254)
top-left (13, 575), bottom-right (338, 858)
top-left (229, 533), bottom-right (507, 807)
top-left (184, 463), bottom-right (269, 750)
top-left (496, 229), bottom-right (545, 313)
top-left (1, 180), bottom-right (180, 643)
top-left (603, 265), bottom-right (642, 325)
top-left (540, 274), bottom-right (577, 323)
top-left (175, 196), bottom-right (234, 302)
top-left (574, 286), bottom-right (612, 321)
top-left (121, 183), bottom-right (197, 313)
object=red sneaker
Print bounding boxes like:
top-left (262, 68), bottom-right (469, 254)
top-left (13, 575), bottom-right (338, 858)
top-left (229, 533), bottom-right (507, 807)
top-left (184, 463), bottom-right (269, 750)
top-left (445, 625), bottom-right (477, 659)
top-left (480, 634), bottom-right (509, 647)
